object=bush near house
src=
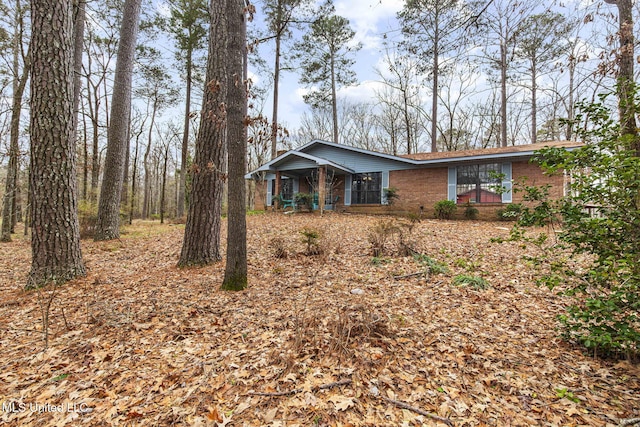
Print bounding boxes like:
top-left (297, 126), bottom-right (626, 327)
top-left (508, 90), bottom-right (640, 360)
top-left (434, 200), bottom-right (457, 220)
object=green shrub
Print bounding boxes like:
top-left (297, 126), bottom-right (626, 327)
top-left (413, 254), bottom-right (449, 274)
top-left (463, 202), bottom-right (479, 220)
top-left (434, 200), bottom-right (457, 220)
top-left (294, 192), bottom-right (313, 211)
top-left (452, 274), bottom-right (488, 290)
top-left (496, 203), bottom-right (522, 221)
top-left (300, 227), bottom-right (322, 255)
top-left (383, 187), bottom-right (400, 206)
top-left (505, 86), bottom-right (640, 359)
top-left (78, 201), bottom-right (98, 239)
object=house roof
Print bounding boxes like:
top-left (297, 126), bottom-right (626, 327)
top-left (401, 141), bottom-right (584, 161)
top-left (246, 147), bottom-right (355, 178)
top-left (245, 139), bottom-right (584, 178)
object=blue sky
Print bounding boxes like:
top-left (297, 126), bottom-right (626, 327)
top-left (252, 0), bottom-right (406, 131)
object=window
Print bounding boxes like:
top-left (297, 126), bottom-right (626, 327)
top-left (281, 179), bottom-right (293, 200)
top-left (352, 172), bottom-right (382, 204)
top-left (456, 163), bottom-right (502, 203)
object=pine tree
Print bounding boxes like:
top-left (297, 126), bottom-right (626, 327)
top-left (178, 0), bottom-right (227, 266)
top-left (28, 0), bottom-right (85, 288)
top-left (295, 13), bottom-right (360, 144)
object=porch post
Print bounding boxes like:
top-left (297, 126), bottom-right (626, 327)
top-left (274, 171), bottom-right (281, 210)
top-left (318, 166), bottom-right (326, 214)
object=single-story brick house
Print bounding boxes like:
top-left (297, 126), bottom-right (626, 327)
top-left (245, 139), bottom-right (582, 219)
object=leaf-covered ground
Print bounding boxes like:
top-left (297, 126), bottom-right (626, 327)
top-left (0, 213), bottom-right (638, 426)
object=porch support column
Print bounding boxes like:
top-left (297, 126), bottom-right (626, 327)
top-left (318, 166), bottom-right (326, 214)
top-left (274, 171), bottom-right (281, 210)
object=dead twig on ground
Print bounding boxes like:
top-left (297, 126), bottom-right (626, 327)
top-left (619, 418), bottom-right (640, 427)
top-left (393, 271), bottom-right (426, 280)
top-left (248, 378), bottom-right (352, 397)
top-left (380, 395), bottom-right (454, 426)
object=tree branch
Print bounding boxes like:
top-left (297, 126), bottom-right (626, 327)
top-left (248, 378), bottom-right (352, 397)
top-left (380, 395), bottom-right (454, 427)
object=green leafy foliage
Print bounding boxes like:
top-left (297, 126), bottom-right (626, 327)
top-left (452, 274), bottom-right (488, 290)
top-left (508, 87), bottom-right (640, 359)
top-left (434, 200), bottom-right (457, 220)
top-left (383, 187), bottom-right (400, 206)
top-left (294, 192), bottom-right (313, 211)
top-left (300, 227), bottom-right (322, 255)
top-left (496, 203), bottom-right (522, 221)
top-left (413, 254), bottom-right (449, 275)
top-left (463, 202), bottom-right (478, 220)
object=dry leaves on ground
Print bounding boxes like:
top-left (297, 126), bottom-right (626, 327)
top-left (0, 213), bottom-right (638, 426)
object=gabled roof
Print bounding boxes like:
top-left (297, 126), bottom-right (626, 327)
top-left (246, 139), bottom-right (584, 178)
top-left (245, 148), bottom-right (355, 178)
top-left (296, 139), bottom-right (421, 165)
top-left (401, 141), bottom-right (584, 161)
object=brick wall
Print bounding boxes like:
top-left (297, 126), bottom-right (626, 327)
top-left (511, 161), bottom-right (566, 202)
top-left (388, 167), bottom-right (449, 214)
top-left (252, 160), bottom-right (567, 219)
top-left (377, 161), bottom-right (566, 220)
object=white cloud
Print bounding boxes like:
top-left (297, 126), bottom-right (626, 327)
top-left (334, 0), bottom-right (404, 51)
top-left (338, 80), bottom-right (385, 104)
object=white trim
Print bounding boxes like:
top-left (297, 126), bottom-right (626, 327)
top-left (501, 163), bottom-right (513, 203)
top-left (447, 167), bottom-right (457, 202)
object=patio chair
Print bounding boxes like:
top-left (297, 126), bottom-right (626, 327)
top-left (281, 195), bottom-right (295, 211)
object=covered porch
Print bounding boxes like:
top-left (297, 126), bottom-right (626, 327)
top-left (249, 151), bottom-right (355, 212)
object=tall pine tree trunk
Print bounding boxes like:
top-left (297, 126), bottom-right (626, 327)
top-left (94, 0), bottom-right (142, 240)
top-left (330, 54), bottom-right (338, 144)
top-left (270, 25), bottom-right (281, 159)
top-left (178, 0), bottom-right (227, 266)
top-left (430, 30), bottom-right (438, 153)
top-left (222, 0), bottom-right (247, 290)
top-left (531, 61), bottom-right (537, 144)
top-left (1, 0), bottom-right (30, 242)
top-left (500, 41), bottom-right (508, 147)
top-left (178, 49), bottom-right (192, 219)
top-left (28, 0), bottom-right (85, 288)
top-left (613, 0), bottom-right (638, 152)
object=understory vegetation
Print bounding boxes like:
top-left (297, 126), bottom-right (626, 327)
top-left (1, 214), bottom-right (638, 426)
top-left (503, 91), bottom-right (640, 361)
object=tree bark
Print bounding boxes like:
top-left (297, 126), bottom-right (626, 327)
top-left (94, 0), bottom-right (142, 240)
top-left (500, 41), bottom-right (508, 147)
top-left (222, 0), bottom-right (247, 290)
top-left (72, 0), bottom-right (85, 126)
top-left (178, 0), bottom-right (227, 266)
top-left (531, 59), bottom-right (537, 144)
top-left (614, 0), bottom-right (638, 152)
top-left (160, 139), bottom-right (169, 224)
top-left (28, 0), bottom-right (85, 288)
top-left (270, 15), bottom-right (281, 158)
top-left (330, 52), bottom-right (338, 144)
top-left (178, 47), bottom-right (193, 219)
top-left (129, 129), bottom-right (140, 224)
top-left (1, 0), bottom-right (30, 242)
top-left (430, 26), bottom-right (438, 153)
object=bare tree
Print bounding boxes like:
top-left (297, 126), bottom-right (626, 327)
top-left (478, 0), bottom-right (535, 146)
top-left (513, 12), bottom-right (570, 144)
top-left (1, 0), bottom-right (29, 242)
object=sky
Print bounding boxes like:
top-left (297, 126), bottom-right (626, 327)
top-left (249, 0), bottom-right (622, 139)
top-left (253, 0), bottom-right (406, 132)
